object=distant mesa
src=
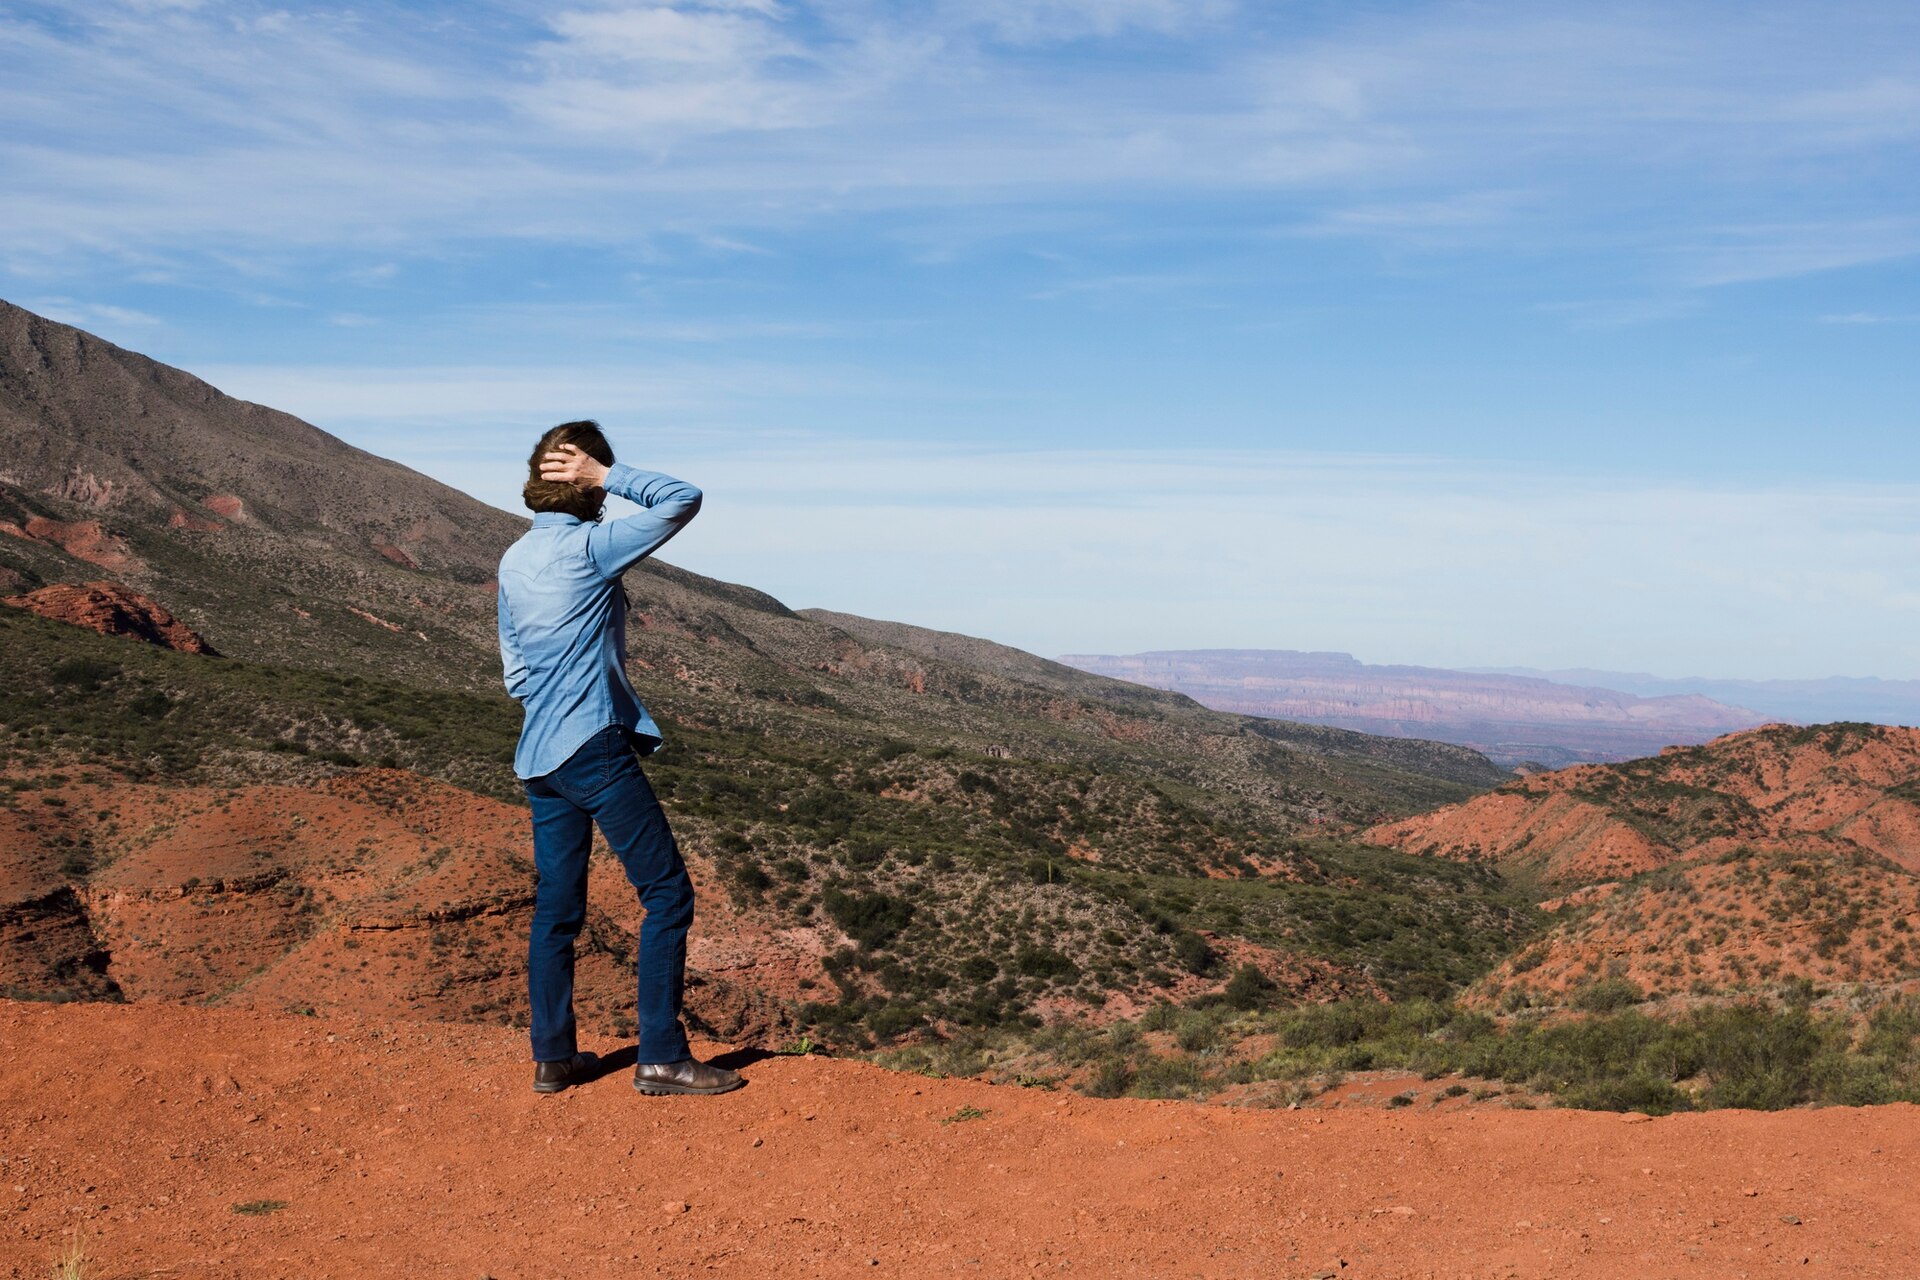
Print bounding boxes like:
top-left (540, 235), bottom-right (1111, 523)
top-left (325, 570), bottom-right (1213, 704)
top-left (2, 580), bottom-right (218, 655)
top-left (1059, 648), bottom-right (1772, 767)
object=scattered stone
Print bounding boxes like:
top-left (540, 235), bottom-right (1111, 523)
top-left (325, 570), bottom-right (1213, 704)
top-left (662, 1200), bottom-right (689, 1215)
top-left (1781, 1214), bottom-right (1802, 1225)
top-left (1742, 1188), bottom-right (1759, 1197)
top-left (1622, 1113), bottom-right (1652, 1124)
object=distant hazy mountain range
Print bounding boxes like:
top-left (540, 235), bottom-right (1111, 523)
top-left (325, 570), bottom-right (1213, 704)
top-left (1056, 650), bottom-right (1773, 768)
top-left (1470, 668), bottom-right (1920, 729)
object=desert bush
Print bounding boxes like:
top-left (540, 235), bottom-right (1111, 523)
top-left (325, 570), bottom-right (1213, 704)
top-left (1695, 1003), bottom-right (1824, 1110)
top-left (1223, 963), bottom-right (1274, 1011)
top-left (1571, 977), bottom-right (1645, 1013)
top-left (1172, 931), bottom-right (1214, 976)
top-left (1278, 1000), bottom-right (1392, 1050)
top-left (1081, 1055), bottom-right (1135, 1098)
top-left (868, 1002), bottom-right (924, 1041)
top-left (821, 887), bottom-right (914, 950)
top-left (1131, 1053), bottom-right (1208, 1099)
top-left (1014, 945), bottom-right (1078, 981)
top-left (1139, 1001), bottom-right (1178, 1032)
top-left (1172, 1009), bottom-right (1222, 1053)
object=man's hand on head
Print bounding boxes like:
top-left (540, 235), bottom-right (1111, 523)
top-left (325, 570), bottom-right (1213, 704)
top-left (540, 443), bottom-right (611, 492)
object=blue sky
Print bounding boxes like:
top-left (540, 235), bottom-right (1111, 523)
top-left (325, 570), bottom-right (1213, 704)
top-left (4, 0), bottom-right (1918, 677)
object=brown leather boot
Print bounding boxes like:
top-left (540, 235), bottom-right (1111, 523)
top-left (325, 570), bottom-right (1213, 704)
top-left (532, 1051), bottom-right (599, 1094)
top-left (633, 1057), bottom-right (745, 1096)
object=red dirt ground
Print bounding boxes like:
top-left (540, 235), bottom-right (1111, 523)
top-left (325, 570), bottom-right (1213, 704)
top-left (5, 999), bottom-right (1919, 1279)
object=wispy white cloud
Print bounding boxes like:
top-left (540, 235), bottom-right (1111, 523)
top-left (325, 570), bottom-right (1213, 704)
top-left (1677, 219), bottom-right (1920, 287)
top-left (962, 0), bottom-right (1234, 45)
top-left (194, 357), bottom-right (906, 426)
top-left (23, 297), bottom-right (162, 330)
top-left (2, 0), bottom-right (1914, 290)
top-left (1818, 310), bottom-right (1917, 324)
top-left (1534, 295), bottom-right (1703, 329)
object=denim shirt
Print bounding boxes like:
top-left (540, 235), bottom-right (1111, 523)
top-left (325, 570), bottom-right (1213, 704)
top-left (497, 463), bottom-right (703, 779)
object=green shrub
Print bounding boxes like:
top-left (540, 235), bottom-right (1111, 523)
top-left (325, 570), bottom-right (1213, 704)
top-left (868, 1003), bottom-right (923, 1041)
top-left (821, 888), bottom-right (914, 950)
top-left (1572, 977), bottom-right (1645, 1013)
top-left (1173, 931), bottom-right (1214, 976)
top-left (1223, 963), bottom-right (1274, 1011)
top-left (1081, 1056), bottom-right (1134, 1098)
top-left (958, 955), bottom-right (998, 984)
top-left (1132, 1053), bottom-right (1208, 1099)
top-left (1173, 1010), bottom-right (1221, 1053)
top-left (1014, 946), bottom-right (1077, 980)
top-left (1696, 1003), bottom-right (1823, 1110)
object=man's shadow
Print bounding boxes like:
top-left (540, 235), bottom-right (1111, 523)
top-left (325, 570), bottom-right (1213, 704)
top-left (579, 1045), bottom-right (779, 1086)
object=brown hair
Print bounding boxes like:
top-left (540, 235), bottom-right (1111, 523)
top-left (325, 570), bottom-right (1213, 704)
top-left (523, 420), bottom-right (614, 521)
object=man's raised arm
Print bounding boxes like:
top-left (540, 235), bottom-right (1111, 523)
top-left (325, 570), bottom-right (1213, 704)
top-left (584, 464), bottom-right (703, 580)
top-left (536, 441), bottom-right (701, 581)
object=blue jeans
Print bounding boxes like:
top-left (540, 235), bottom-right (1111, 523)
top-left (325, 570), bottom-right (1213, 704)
top-left (523, 724), bottom-right (694, 1065)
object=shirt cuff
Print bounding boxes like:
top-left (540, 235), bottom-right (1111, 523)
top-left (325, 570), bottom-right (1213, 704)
top-left (602, 462), bottom-right (642, 500)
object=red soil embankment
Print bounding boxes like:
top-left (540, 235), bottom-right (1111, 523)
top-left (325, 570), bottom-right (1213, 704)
top-left (4, 1000), bottom-right (1917, 1278)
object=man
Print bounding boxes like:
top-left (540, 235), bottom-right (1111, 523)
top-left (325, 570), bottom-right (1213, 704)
top-left (498, 420), bottom-right (743, 1096)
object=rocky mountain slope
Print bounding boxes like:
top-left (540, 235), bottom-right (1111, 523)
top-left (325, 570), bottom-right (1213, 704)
top-left (0, 299), bottom-right (1528, 1050)
top-left (1061, 648), bottom-right (1770, 767)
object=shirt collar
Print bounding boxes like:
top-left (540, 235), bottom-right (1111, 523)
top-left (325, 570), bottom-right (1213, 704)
top-left (532, 512), bottom-right (584, 528)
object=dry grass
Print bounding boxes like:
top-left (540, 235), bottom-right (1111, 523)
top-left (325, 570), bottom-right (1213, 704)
top-left (48, 1232), bottom-right (90, 1280)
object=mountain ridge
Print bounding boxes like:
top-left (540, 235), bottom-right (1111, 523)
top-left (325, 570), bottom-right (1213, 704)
top-left (1477, 665), bottom-right (1920, 727)
top-left (1060, 647), bottom-right (1771, 767)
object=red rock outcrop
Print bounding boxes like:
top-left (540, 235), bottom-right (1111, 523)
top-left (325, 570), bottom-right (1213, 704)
top-left (0, 768), bottom-right (804, 1046)
top-left (1368, 722), bottom-right (1920, 1006)
top-left (1368, 723), bottom-right (1920, 885)
top-left (1471, 844), bottom-right (1920, 1008)
top-left (16, 516), bottom-right (139, 570)
top-left (1, 580), bottom-right (218, 654)
top-left (166, 508), bottom-right (223, 533)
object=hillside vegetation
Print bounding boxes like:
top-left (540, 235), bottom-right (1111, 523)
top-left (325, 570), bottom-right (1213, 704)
top-left (0, 299), bottom-right (1540, 1058)
top-left (14, 297), bottom-right (1920, 1115)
